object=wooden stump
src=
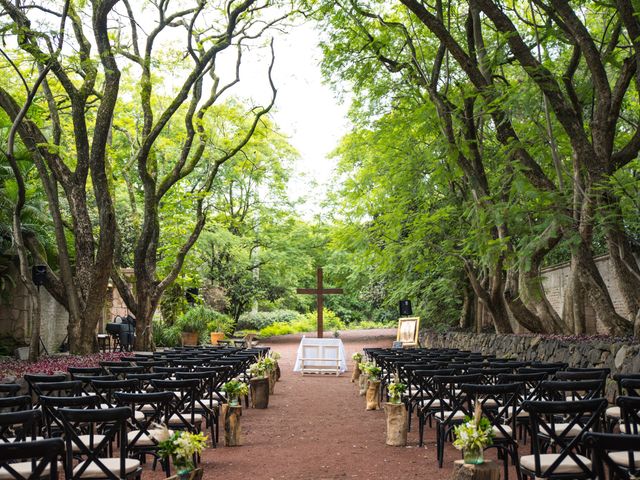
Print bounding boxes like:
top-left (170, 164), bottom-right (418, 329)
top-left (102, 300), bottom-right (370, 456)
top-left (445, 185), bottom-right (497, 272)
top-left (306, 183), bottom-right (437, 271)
top-left (452, 460), bottom-right (500, 480)
top-left (250, 377), bottom-right (270, 409)
top-left (366, 380), bottom-right (381, 410)
top-left (358, 373), bottom-right (368, 396)
top-left (221, 404), bottom-right (242, 447)
top-left (351, 363), bottom-right (361, 383)
top-left (268, 369), bottom-right (277, 394)
top-left (275, 361), bottom-right (281, 381)
top-left (384, 402), bottom-right (408, 446)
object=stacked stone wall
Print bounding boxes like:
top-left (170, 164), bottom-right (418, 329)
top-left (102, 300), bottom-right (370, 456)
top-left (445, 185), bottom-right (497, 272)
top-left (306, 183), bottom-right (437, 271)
top-left (421, 331), bottom-right (640, 399)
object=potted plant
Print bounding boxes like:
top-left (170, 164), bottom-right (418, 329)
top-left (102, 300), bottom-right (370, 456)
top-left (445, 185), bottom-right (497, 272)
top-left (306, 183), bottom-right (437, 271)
top-left (176, 307), bottom-right (209, 346)
top-left (453, 403), bottom-right (494, 464)
top-left (221, 380), bottom-right (248, 407)
top-left (155, 425), bottom-right (208, 478)
top-left (206, 311), bottom-right (232, 345)
top-left (362, 362), bottom-right (382, 411)
top-left (351, 352), bottom-right (363, 383)
top-left (384, 378), bottom-right (408, 446)
top-left (249, 360), bottom-right (270, 409)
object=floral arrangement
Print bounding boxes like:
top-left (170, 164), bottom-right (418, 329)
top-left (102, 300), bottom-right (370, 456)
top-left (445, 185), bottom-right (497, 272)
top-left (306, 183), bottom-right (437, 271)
top-left (154, 425), bottom-right (208, 472)
top-left (453, 403), bottom-right (494, 452)
top-left (352, 352), bottom-right (363, 362)
top-left (270, 351), bottom-right (281, 361)
top-left (360, 362), bottom-right (382, 381)
top-left (387, 379), bottom-right (407, 404)
top-left (249, 356), bottom-right (275, 378)
top-left (221, 380), bottom-right (248, 405)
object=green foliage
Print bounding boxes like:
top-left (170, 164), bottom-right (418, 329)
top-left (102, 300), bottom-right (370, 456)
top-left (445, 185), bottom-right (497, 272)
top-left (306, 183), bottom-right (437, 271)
top-left (301, 309), bottom-right (345, 331)
top-left (259, 322), bottom-right (296, 337)
top-left (205, 311), bottom-right (234, 336)
top-left (152, 320), bottom-right (181, 348)
top-left (237, 310), bottom-right (301, 331)
top-left (175, 305), bottom-right (216, 334)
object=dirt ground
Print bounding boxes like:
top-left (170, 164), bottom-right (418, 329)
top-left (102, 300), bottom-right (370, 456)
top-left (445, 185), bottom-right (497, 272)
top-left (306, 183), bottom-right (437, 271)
top-left (143, 329), bottom-right (510, 479)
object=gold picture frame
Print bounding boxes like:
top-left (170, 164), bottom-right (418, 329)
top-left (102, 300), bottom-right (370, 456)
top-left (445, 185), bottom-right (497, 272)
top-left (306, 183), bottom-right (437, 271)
top-left (397, 317), bottom-right (420, 347)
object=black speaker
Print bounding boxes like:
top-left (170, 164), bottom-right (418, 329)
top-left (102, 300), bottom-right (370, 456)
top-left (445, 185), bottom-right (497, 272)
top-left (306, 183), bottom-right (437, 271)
top-left (399, 300), bottom-right (412, 316)
top-left (185, 287), bottom-right (199, 304)
top-left (32, 265), bottom-right (47, 287)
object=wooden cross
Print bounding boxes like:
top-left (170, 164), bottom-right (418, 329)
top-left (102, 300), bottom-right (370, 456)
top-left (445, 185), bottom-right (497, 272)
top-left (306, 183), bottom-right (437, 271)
top-left (297, 267), bottom-right (343, 338)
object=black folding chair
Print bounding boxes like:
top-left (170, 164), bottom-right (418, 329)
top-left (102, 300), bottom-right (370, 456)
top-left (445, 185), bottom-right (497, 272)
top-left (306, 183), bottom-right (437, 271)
top-left (584, 432), bottom-right (640, 479)
top-left (115, 391), bottom-right (173, 476)
top-left (520, 398), bottom-right (606, 480)
top-left (0, 438), bottom-right (64, 479)
top-left (0, 385), bottom-right (20, 399)
top-left (0, 409), bottom-right (41, 444)
top-left (59, 406), bottom-right (142, 480)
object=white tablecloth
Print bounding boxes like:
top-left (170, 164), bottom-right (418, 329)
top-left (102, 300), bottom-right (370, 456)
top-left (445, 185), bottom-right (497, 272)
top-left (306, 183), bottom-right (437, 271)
top-left (293, 336), bottom-right (348, 373)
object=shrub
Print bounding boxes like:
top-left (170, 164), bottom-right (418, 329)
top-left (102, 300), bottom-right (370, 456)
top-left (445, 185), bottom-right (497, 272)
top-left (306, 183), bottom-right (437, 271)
top-left (237, 310), bottom-right (301, 330)
top-left (301, 309), bottom-right (345, 331)
top-left (205, 311), bottom-right (234, 336)
top-left (153, 320), bottom-right (181, 347)
top-left (176, 305), bottom-right (218, 335)
top-left (259, 322), bottom-right (295, 337)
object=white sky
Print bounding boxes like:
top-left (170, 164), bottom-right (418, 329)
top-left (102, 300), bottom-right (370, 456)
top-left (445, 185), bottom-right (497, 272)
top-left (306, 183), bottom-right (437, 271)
top-left (219, 20), bottom-right (351, 218)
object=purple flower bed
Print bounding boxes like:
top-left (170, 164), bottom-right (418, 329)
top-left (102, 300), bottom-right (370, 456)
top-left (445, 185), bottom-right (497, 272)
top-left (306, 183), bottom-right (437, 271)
top-left (0, 352), bottom-right (125, 378)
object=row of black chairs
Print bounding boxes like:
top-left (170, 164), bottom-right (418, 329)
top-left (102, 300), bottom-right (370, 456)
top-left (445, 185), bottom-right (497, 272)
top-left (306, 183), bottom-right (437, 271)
top-left (0, 345), bottom-right (269, 479)
top-left (363, 346), bottom-right (640, 480)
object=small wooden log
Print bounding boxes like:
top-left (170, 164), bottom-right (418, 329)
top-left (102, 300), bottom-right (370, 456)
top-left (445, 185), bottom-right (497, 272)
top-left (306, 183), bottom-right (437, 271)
top-left (250, 377), bottom-right (270, 409)
top-left (268, 368), bottom-right (277, 394)
top-left (365, 380), bottom-right (381, 410)
top-left (275, 361), bottom-right (281, 381)
top-left (384, 402), bottom-right (408, 446)
top-left (351, 362), bottom-right (361, 383)
top-left (221, 404), bottom-right (242, 447)
top-left (452, 460), bottom-right (500, 480)
top-left (358, 373), bottom-right (368, 396)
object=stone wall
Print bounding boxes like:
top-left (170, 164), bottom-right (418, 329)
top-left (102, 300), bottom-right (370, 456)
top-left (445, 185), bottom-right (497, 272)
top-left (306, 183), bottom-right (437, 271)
top-left (421, 331), bottom-right (640, 398)
top-left (0, 264), bottom-right (135, 355)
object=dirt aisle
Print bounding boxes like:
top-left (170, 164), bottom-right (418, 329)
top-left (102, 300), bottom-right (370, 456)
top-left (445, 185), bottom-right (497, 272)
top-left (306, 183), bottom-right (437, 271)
top-left (193, 329), bottom-right (449, 479)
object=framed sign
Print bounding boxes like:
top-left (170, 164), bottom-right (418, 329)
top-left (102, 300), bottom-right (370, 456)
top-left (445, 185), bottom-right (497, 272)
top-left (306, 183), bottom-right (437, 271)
top-left (396, 317), bottom-right (420, 347)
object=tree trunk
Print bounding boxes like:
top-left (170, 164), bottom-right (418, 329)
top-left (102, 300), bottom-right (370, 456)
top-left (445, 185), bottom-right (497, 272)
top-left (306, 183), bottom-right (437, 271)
top-left (458, 282), bottom-right (474, 329)
top-left (563, 256), bottom-right (587, 334)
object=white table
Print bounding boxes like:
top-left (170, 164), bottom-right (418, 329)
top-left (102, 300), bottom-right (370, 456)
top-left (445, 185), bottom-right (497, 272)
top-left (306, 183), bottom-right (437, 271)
top-left (293, 336), bottom-right (348, 375)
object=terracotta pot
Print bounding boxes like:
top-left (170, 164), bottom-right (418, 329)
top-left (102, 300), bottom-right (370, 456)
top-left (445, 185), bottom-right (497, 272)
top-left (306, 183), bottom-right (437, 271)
top-left (351, 362), bottom-right (361, 383)
top-left (366, 380), bottom-right (381, 410)
top-left (181, 331), bottom-right (199, 346)
top-left (250, 377), bottom-right (269, 409)
top-left (359, 374), bottom-right (368, 396)
top-left (209, 332), bottom-right (225, 345)
top-left (384, 402), bottom-right (408, 446)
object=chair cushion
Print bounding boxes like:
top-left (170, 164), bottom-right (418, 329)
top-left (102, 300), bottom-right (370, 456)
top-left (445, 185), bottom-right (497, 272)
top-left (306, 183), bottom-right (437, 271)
top-left (168, 413), bottom-right (203, 425)
top-left (606, 406), bottom-right (621, 419)
top-left (520, 453), bottom-right (592, 474)
top-left (434, 410), bottom-right (466, 421)
top-left (0, 461), bottom-right (62, 479)
top-left (619, 423), bottom-right (639, 434)
top-left (73, 458), bottom-right (141, 478)
top-left (127, 430), bottom-right (157, 447)
top-left (492, 425), bottom-right (513, 439)
top-left (134, 410), bottom-right (145, 421)
top-left (552, 422), bottom-right (583, 437)
top-left (609, 451), bottom-right (640, 468)
top-left (417, 399), bottom-right (440, 407)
